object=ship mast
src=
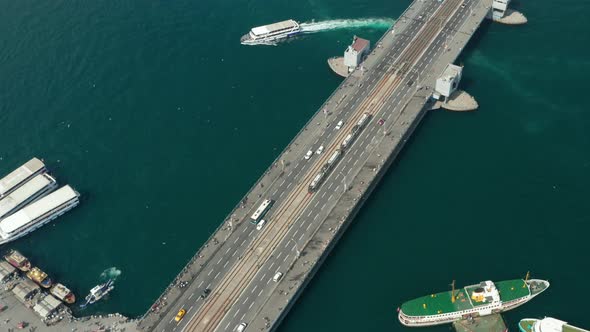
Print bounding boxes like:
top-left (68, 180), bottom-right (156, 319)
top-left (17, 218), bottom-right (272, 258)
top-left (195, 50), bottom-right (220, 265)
top-left (523, 271), bottom-right (530, 288)
top-left (450, 280), bottom-right (456, 303)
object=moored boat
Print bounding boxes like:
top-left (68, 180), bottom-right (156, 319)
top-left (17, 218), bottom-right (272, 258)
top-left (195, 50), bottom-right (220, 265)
top-left (50, 283), bottom-right (76, 304)
top-left (84, 279), bottom-right (114, 305)
top-left (519, 317), bottom-right (589, 332)
top-left (398, 274), bottom-right (549, 327)
top-left (3, 249), bottom-right (31, 272)
top-left (26, 267), bottom-right (53, 288)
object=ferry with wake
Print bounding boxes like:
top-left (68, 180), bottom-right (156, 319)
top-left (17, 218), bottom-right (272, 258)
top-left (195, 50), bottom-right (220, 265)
top-left (398, 275), bottom-right (549, 327)
top-left (51, 283), bottom-right (76, 304)
top-left (84, 279), bottom-right (114, 305)
top-left (26, 266), bottom-right (53, 288)
top-left (3, 249), bottom-right (31, 272)
top-left (519, 317), bottom-right (589, 332)
top-left (240, 19), bottom-right (301, 45)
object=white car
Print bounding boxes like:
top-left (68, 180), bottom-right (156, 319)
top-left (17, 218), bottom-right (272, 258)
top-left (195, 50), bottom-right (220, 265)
top-left (316, 146), bottom-right (324, 155)
top-left (335, 120), bottom-right (343, 130)
top-left (256, 219), bottom-right (266, 230)
top-left (273, 272), bottom-right (283, 282)
top-left (304, 150), bottom-right (313, 160)
top-left (236, 323), bottom-right (248, 332)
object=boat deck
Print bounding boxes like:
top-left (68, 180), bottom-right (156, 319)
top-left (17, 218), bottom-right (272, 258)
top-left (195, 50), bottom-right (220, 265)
top-left (496, 279), bottom-right (530, 301)
top-left (401, 279), bottom-right (530, 316)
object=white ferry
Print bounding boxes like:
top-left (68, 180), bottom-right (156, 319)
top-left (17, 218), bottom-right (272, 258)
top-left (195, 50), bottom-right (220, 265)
top-left (0, 173), bottom-right (57, 220)
top-left (0, 185), bottom-right (80, 244)
top-left (0, 158), bottom-right (46, 198)
top-left (240, 19), bottom-right (301, 45)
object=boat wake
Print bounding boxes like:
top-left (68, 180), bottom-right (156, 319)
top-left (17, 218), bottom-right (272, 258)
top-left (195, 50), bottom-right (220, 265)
top-left (300, 18), bottom-right (395, 34)
top-left (100, 267), bottom-right (122, 281)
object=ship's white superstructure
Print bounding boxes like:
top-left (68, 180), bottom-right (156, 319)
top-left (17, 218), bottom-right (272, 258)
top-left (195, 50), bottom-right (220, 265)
top-left (240, 19), bottom-right (301, 45)
top-left (0, 158), bottom-right (46, 198)
top-left (0, 185), bottom-right (79, 244)
top-left (0, 173), bottom-right (57, 220)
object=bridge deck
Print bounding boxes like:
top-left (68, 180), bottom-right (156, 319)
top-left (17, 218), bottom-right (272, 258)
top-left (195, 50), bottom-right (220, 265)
top-left (139, 0), bottom-right (492, 331)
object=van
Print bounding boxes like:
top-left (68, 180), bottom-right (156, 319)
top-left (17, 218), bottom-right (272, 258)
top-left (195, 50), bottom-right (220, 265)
top-left (335, 120), bottom-right (343, 130)
top-left (256, 219), bottom-right (266, 230)
top-left (273, 272), bottom-right (283, 282)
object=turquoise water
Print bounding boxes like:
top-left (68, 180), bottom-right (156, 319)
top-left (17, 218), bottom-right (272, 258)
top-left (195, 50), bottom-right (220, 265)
top-left (1, 0), bottom-right (589, 330)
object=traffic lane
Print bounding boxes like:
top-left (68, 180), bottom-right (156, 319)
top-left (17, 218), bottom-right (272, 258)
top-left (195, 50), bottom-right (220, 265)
top-left (159, 223), bottom-right (258, 331)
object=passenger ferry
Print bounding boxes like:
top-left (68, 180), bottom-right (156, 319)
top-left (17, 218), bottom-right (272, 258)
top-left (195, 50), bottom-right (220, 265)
top-left (27, 266), bottom-right (53, 288)
top-left (519, 317), bottom-right (589, 332)
top-left (3, 249), bottom-right (32, 272)
top-left (51, 283), bottom-right (76, 304)
top-left (240, 19), bottom-right (301, 45)
top-left (398, 276), bottom-right (549, 327)
top-left (0, 185), bottom-right (80, 245)
top-left (0, 158), bottom-right (46, 198)
top-left (0, 172), bottom-right (57, 221)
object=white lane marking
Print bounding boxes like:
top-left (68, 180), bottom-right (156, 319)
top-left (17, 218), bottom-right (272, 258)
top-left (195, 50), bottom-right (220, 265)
top-left (188, 293), bottom-right (194, 300)
top-left (252, 285), bottom-right (258, 294)
top-left (208, 270), bottom-right (213, 276)
top-left (198, 280), bottom-right (204, 287)
top-left (215, 272), bottom-right (220, 279)
top-left (223, 260), bottom-right (229, 268)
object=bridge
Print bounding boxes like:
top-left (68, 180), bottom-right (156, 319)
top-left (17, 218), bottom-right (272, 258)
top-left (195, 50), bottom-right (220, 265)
top-left (139, 0), bottom-right (496, 331)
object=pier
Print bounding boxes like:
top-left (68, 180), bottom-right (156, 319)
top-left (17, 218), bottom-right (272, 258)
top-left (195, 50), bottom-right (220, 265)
top-left (139, 0), bottom-right (496, 331)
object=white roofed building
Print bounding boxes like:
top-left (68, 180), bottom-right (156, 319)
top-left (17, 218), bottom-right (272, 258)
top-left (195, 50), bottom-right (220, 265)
top-left (344, 36), bottom-right (370, 72)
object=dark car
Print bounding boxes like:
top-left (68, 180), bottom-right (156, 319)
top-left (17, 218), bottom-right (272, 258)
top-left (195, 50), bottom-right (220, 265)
top-left (201, 288), bottom-right (211, 299)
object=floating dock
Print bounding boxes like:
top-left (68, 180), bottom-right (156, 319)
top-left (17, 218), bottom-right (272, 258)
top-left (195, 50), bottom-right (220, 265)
top-left (454, 314), bottom-right (507, 332)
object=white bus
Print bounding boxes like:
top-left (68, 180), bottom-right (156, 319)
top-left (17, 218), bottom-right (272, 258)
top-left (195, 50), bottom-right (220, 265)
top-left (250, 199), bottom-right (273, 224)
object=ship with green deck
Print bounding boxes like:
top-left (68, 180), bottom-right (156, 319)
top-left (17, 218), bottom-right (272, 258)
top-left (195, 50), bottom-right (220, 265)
top-left (519, 317), bottom-right (588, 332)
top-left (398, 275), bottom-right (549, 327)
